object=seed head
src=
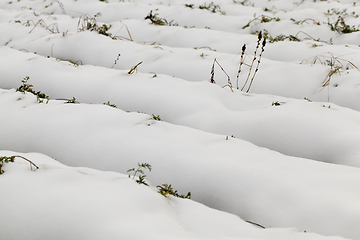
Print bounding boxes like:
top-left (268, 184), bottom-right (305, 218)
top-left (242, 44), bottom-right (246, 52)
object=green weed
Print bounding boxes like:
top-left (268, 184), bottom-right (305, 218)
top-left (103, 101), bottom-right (117, 108)
top-left (145, 10), bottom-right (178, 26)
top-left (56, 97), bottom-right (79, 103)
top-left (199, 2), bottom-right (226, 15)
top-left (157, 184), bottom-right (191, 199)
top-left (325, 8), bottom-right (358, 18)
top-left (271, 101), bottom-right (281, 106)
top-left (243, 15), bottom-right (280, 29)
top-left (16, 76), bottom-right (49, 103)
top-left (77, 13), bottom-right (113, 37)
top-left (127, 163), bottom-right (152, 186)
top-left (327, 16), bottom-right (359, 34)
top-left (150, 114), bottom-right (161, 121)
top-left (127, 163), bottom-right (191, 199)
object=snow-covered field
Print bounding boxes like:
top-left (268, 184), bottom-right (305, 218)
top-left (1, 0), bottom-right (360, 239)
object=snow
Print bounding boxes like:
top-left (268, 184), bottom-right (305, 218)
top-left (0, 0), bottom-right (360, 239)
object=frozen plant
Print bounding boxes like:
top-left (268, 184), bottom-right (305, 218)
top-left (0, 155), bottom-right (39, 175)
top-left (127, 163), bottom-right (152, 186)
top-left (16, 76), bottom-right (49, 103)
top-left (157, 184), bottom-right (191, 199)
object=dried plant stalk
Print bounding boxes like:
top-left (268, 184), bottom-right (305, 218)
top-left (210, 58), bottom-right (232, 88)
top-left (236, 44), bottom-right (246, 89)
top-left (241, 31), bottom-right (262, 91)
top-left (246, 37), bottom-right (266, 93)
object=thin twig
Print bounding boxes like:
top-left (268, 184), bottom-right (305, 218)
top-left (12, 155), bottom-right (39, 171)
top-left (111, 54), bottom-right (121, 68)
top-left (246, 220), bottom-right (266, 229)
top-left (29, 19), bottom-right (59, 34)
top-left (128, 61), bottom-right (142, 74)
top-left (214, 58), bottom-right (232, 88)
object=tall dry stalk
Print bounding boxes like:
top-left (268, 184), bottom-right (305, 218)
top-left (241, 31), bottom-right (262, 91)
top-left (236, 44), bottom-right (246, 89)
top-left (246, 37), bottom-right (266, 92)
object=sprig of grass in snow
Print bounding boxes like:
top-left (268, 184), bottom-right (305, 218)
top-left (55, 97), bottom-right (79, 104)
top-left (144, 10), bottom-right (178, 26)
top-left (301, 52), bottom-right (360, 87)
top-left (127, 163), bottom-right (152, 186)
top-left (150, 114), bottom-right (161, 121)
top-left (157, 184), bottom-right (191, 199)
top-left (327, 16), bottom-right (360, 34)
top-left (77, 13), bottom-right (112, 37)
top-left (103, 101), bottom-right (117, 108)
top-left (301, 52), bottom-right (360, 101)
top-left (16, 76), bottom-right (50, 103)
top-left (254, 29), bottom-right (332, 45)
top-left (198, 2), bottom-right (226, 15)
top-left (242, 14), bottom-right (280, 29)
top-left (128, 61), bottom-right (142, 74)
top-left (127, 163), bottom-right (191, 199)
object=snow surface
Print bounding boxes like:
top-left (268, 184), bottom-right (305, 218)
top-left (0, 0), bottom-right (360, 239)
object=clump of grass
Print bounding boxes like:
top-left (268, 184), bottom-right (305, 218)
top-left (56, 97), bottom-right (79, 103)
top-left (144, 10), bottom-right (178, 26)
top-left (127, 163), bottom-right (191, 199)
top-left (103, 101), bottom-right (117, 108)
top-left (242, 14), bottom-right (280, 29)
top-left (301, 52), bottom-right (359, 87)
top-left (157, 184), bottom-right (191, 199)
top-left (150, 114), bottom-right (161, 121)
top-left (290, 18), bottom-right (321, 25)
top-left (301, 52), bottom-right (360, 101)
top-left (199, 2), bottom-right (226, 15)
top-left (325, 8), bottom-right (358, 18)
top-left (77, 13), bottom-right (112, 37)
top-left (254, 29), bottom-right (300, 43)
top-left (16, 76), bottom-right (49, 103)
top-left (256, 29), bottom-right (332, 45)
top-left (327, 16), bottom-right (359, 34)
top-left (271, 101), bottom-right (285, 107)
top-left (127, 163), bottom-right (152, 186)
top-left (233, 0), bottom-right (254, 7)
